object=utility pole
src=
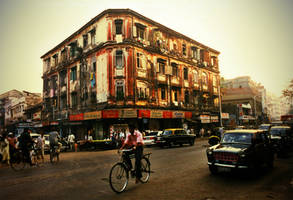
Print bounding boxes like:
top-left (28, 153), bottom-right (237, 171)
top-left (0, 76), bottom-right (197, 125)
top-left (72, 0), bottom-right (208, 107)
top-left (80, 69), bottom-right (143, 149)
top-left (218, 84), bottom-right (223, 127)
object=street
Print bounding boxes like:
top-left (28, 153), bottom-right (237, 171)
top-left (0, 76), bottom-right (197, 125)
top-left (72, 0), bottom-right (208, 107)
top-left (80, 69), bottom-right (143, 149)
top-left (1, 139), bottom-right (293, 200)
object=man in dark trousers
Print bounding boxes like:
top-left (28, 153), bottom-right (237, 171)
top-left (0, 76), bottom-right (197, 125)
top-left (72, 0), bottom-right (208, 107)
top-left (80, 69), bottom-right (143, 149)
top-left (18, 128), bottom-right (34, 165)
top-left (120, 124), bottom-right (144, 184)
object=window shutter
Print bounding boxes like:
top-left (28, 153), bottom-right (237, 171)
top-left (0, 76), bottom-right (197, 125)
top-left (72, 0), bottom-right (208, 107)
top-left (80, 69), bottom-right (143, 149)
top-left (142, 55), bottom-right (146, 69)
top-left (156, 62), bottom-right (160, 72)
top-left (122, 21), bottom-right (125, 36)
top-left (122, 51), bottom-right (125, 67)
top-left (113, 51), bottom-right (116, 67)
top-left (112, 21), bottom-right (115, 39)
top-left (145, 28), bottom-right (149, 41)
top-left (133, 26), bottom-right (137, 38)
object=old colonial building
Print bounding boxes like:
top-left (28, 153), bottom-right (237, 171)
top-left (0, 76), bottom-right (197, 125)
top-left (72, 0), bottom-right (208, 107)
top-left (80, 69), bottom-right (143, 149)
top-left (0, 90), bottom-right (42, 134)
top-left (41, 9), bottom-right (220, 139)
top-left (221, 76), bottom-right (267, 126)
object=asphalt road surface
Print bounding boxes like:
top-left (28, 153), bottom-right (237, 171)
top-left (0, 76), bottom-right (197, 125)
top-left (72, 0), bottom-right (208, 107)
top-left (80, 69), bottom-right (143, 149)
top-left (1, 139), bottom-right (293, 200)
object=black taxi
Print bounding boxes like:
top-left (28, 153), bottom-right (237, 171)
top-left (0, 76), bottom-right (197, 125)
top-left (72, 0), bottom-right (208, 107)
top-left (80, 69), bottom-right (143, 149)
top-left (206, 129), bottom-right (274, 174)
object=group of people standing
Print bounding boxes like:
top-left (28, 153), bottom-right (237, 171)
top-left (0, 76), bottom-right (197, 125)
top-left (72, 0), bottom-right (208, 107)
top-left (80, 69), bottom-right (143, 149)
top-left (0, 128), bottom-right (66, 166)
top-left (0, 128), bottom-right (42, 166)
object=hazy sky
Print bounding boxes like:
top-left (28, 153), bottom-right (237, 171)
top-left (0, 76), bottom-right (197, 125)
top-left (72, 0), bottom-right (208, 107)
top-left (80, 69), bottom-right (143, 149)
top-left (0, 0), bottom-right (292, 96)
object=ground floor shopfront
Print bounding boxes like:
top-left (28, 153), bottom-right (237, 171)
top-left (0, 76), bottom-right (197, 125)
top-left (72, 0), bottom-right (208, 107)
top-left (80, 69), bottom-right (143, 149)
top-left (40, 108), bottom-right (220, 140)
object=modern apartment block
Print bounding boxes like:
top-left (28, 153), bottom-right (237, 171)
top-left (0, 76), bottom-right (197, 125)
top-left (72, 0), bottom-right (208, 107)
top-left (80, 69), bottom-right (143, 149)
top-left (41, 9), bottom-right (220, 139)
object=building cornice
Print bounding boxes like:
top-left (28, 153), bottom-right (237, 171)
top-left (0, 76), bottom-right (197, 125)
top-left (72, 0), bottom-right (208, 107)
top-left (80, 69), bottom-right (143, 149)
top-left (41, 9), bottom-right (220, 59)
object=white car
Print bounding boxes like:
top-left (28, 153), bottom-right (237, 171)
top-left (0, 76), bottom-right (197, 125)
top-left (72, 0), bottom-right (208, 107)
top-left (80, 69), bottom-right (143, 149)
top-left (30, 133), bottom-right (41, 142)
top-left (44, 134), bottom-right (50, 153)
top-left (143, 131), bottom-right (162, 146)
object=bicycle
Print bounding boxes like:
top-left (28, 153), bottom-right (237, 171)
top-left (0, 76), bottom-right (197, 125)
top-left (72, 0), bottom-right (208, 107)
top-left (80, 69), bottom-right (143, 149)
top-left (10, 148), bottom-right (26, 171)
top-left (50, 145), bottom-right (60, 163)
top-left (31, 143), bottom-right (43, 166)
top-left (109, 149), bottom-right (151, 193)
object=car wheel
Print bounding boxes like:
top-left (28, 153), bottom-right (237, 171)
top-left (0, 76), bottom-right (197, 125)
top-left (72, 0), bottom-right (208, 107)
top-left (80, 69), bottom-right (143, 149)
top-left (189, 140), bottom-right (194, 146)
top-left (267, 155), bottom-right (274, 169)
top-left (209, 165), bottom-right (218, 175)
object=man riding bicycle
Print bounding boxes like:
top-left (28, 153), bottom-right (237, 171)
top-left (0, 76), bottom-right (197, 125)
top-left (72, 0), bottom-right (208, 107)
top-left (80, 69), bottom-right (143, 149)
top-left (120, 124), bottom-right (144, 184)
top-left (48, 129), bottom-right (62, 153)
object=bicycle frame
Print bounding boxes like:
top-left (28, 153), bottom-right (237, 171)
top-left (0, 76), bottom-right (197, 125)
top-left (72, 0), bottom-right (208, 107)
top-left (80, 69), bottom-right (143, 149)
top-left (109, 149), bottom-right (151, 193)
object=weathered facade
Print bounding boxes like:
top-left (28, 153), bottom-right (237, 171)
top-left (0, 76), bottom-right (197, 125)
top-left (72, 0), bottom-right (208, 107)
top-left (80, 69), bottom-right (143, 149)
top-left (41, 9), bottom-right (220, 139)
top-left (0, 90), bottom-right (42, 134)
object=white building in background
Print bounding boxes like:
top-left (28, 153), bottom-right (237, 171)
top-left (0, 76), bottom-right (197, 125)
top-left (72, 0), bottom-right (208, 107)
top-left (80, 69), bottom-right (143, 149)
top-left (266, 92), bottom-right (290, 121)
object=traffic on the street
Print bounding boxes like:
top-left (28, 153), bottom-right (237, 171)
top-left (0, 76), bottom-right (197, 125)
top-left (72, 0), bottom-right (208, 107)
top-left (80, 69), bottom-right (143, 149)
top-left (1, 125), bottom-right (293, 200)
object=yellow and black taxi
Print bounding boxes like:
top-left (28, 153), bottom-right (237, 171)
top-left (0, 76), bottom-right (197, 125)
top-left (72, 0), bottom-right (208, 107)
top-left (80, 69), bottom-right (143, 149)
top-left (155, 128), bottom-right (196, 148)
top-left (206, 129), bottom-right (274, 174)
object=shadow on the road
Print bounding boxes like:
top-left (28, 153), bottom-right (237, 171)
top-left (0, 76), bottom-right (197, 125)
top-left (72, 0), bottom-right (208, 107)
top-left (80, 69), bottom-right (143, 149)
top-left (206, 167), bottom-right (275, 182)
top-left (151, 144), bottom-right (196, 150)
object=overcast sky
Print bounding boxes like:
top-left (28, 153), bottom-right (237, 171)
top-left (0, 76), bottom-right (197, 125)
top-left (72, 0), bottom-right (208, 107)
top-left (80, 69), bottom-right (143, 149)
top-left (0, 0), bottom-right (292, 96)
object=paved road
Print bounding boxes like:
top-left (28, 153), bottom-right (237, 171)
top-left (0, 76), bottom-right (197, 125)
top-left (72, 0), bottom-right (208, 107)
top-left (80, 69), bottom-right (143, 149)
top-left (0, 139), bottom-right (293, 200)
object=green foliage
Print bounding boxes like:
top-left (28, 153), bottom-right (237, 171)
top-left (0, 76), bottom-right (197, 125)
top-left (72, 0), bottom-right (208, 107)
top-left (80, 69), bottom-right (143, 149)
top-left (283, 79), bottom-right (293, 98)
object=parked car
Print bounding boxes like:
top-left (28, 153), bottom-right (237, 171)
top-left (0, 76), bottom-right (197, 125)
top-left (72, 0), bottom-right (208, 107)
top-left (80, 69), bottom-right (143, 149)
top-left (30, 133), bottom-right (40, 142)
top-left (143, 130), bottom-right (162, 146)
top-left (155, 128), bottom-right (196, 148)
top-left (206, 129), bottom-right (274, 174)
top-left (269, 126), bottom-right (292, 157)
top-left (259, 124), bottom-right (273, 132)
top-left (44, 134), bottom-right (50, 153)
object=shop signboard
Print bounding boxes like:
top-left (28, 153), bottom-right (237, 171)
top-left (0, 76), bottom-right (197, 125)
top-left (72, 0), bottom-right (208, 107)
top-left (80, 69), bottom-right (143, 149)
top-left (211, 116), bottom-right (219, 122)
top-left (139, 110), bottom-right (151, 118)
top-left (84, 111), bottom-right (102, 120)
top-left (102, 110), bottom-right (119, 118)
top-left (151, 110), bottom-right (163, 118)
top-left (221, 113), bottom-right (229, 119)
top-left (120, 109), bottom-right (137, 118)
top-left (173, 111), bottom-right (184, 118)
top-left (163, 111), bottom-right (173, 118)
top-left (185, 112), bottom-right (192, 118)
top-left (33, 111), bottom-right (41, 120)
top-left (200, 115), bottom-right (210, 123)
top-left (69, 113), bottom-right (84, 121)
top-left (50, 121), bottom-right (59, 126)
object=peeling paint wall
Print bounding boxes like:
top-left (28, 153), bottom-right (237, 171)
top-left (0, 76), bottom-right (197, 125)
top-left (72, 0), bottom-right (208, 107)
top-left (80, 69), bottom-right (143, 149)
top-left (42, 9), bottom-right (221, 122)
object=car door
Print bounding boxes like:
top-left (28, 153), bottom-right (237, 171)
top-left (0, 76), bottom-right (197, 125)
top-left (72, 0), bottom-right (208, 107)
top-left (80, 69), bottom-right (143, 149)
top-left (254, 132), bottom-right (265, 165)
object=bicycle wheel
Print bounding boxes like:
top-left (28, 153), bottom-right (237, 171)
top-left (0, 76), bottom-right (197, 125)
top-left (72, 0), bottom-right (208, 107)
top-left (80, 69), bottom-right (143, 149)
top-left (109, 163), bottom-right (129, 193)
top-left (50, 151), bottom-right (57, 163)
top-left (10, 151), bottom-right (25, 171)
top-left (140, 157), bottom-right (150, 183)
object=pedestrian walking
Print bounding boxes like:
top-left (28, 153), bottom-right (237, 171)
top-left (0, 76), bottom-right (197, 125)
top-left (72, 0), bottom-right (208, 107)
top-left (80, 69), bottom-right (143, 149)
top-left (0, 133), bottom-right (10, 165)
top-left (68, 133), bottom-right (75, 151)
top-left (200, 128), bottom-right (205, 138)
top-left (36, 133), bottom-right (45, 163)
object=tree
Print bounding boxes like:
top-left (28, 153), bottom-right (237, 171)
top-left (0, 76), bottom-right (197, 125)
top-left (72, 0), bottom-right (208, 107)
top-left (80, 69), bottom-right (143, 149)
top-left (283, 79), bottom-right (293, 98)
top-left (283, 79), bottom-right (293, 114)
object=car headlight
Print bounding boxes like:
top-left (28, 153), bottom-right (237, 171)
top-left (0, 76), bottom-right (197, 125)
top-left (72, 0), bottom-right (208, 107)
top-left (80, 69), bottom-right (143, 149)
top-left (207, 149), bottom-right (213, 155)
top-left (240, 153), bottom-right (246, 158)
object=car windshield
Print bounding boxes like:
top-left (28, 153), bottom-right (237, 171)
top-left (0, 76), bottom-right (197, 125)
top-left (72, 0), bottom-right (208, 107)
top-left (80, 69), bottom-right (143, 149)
top-left (259, 125), bottom-right (270, 130)
top-left (270, 128), bottom-right (287, 136)
top-left (221, 132), bottom-right (253, 144)
top-left (163, 130), bottom-right (172, 136)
